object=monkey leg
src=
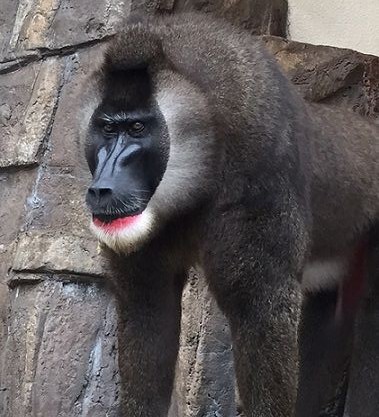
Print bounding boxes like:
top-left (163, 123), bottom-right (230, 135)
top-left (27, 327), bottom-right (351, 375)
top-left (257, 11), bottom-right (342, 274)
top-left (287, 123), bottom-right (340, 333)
top-left (296, 291), bottom-right (337, 417)
top-left (201, 212), bottom-right (304, 417)
top-left (296, 290), bottom-right (352, 417)
top-left (343, 233), bottom-right (379, 417)
top-left (113, 251), bottom-right (185, 417)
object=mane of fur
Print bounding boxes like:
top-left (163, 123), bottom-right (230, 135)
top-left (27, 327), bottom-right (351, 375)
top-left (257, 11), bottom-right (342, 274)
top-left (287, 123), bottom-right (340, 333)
top-left (104, 23), bottom-right (163, 72)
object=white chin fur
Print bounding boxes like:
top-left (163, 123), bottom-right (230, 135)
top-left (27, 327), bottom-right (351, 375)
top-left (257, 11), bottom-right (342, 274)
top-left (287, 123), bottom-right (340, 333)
top-left (90, 207), bottom-right (156, 254)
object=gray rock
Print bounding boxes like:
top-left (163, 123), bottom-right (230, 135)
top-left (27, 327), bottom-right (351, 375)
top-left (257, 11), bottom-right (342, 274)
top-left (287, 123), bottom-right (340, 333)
top-left (0, 0), bottom-right (19, 59)
top-left (263, 36), bottom-right (379, 118)
top-left (0, 279), bottom-right (120, 417)
top-left (0, 58), bottom-right (63, 168)
top-left (1, 0), bottom-right (127, 57)
top-left (172, 0), bottom-right (288, 37)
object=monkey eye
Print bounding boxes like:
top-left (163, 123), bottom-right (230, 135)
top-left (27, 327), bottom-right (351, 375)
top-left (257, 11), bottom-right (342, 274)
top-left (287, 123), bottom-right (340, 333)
top-left (128, 121), bottom-right (145, 135)
top-left (102, 123), bottom-right (118, 136)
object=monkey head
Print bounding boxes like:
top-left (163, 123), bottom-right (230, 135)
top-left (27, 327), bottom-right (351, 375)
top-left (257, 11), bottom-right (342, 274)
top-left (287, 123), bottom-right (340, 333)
top-left (81, 27), bottom-right (217, 253)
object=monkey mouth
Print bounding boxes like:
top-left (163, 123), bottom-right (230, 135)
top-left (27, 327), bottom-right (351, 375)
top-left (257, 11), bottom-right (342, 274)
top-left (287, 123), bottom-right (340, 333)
top-left (93, 212), bottom-right (128, 223)
top-left (92, 212), bottom-right (142, 232)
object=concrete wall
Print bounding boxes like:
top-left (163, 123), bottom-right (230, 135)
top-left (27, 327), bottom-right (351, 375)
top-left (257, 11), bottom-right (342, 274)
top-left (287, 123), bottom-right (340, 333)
top-left (288, 0), bottom-right (379, 56)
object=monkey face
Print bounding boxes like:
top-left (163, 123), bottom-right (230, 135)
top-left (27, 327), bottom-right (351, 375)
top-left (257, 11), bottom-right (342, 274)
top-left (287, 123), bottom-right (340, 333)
top-left (83, 65), bottom-right (217, 253)
top-left (84, 69), bottom-right (170, 252)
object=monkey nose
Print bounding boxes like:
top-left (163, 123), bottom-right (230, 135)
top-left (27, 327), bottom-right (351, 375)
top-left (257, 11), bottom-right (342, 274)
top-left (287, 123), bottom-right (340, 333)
top-left (87, 180), bottom-right (114, 203)
top-left (88, 186), bottom-right (112, 199)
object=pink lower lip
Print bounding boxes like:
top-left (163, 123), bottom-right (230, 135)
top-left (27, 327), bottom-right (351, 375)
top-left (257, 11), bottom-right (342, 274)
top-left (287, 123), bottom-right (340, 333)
top-left (93, 214), bottom-right (141, 233)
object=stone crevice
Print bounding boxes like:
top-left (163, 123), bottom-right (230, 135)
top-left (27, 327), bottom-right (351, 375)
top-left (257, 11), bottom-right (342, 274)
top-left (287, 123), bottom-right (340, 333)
top-left (0, 35), bottom-right (114, 75)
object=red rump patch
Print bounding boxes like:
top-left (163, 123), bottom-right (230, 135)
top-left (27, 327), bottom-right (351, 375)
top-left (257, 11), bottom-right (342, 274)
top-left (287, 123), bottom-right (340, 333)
top-left (337, 241), bottom-right (367, 318)
top-left (93, 214), bottom-right (141, 233)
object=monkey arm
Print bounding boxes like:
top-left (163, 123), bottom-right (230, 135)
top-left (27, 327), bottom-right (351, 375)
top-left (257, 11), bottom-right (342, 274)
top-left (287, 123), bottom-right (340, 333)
top-left (231, 278), bottom-right (301, 417)
top-left (109, 248), bottom-right (185, 417)
top-left (200, 201), bottom-right (307, 417)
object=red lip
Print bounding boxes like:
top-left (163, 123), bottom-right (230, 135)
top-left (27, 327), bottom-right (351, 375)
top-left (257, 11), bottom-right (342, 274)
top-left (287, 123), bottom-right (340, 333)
top-left (93, 214), bottom-right (141, 233)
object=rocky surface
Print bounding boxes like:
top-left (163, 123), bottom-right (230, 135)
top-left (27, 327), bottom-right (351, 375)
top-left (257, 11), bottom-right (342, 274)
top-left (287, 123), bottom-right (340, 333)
top-left (132, 0), bottom-right (288, 37)
top-left (263, 36), bottom-right (379, 118)
top-left (0, 1), bottom-right (378, 416)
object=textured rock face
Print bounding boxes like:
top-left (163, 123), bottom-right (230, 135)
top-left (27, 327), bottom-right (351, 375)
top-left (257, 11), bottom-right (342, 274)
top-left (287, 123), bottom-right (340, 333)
top-left (2, 281), bottom-right (120, 417)
top-left (0, 44), bottom-right (121, 416)
top-left (263, 36), bottom-right (379, 118)
top-left (0, 1), bottom-right (378, 416)
top-left (131, 0), bottom-right (288, 36)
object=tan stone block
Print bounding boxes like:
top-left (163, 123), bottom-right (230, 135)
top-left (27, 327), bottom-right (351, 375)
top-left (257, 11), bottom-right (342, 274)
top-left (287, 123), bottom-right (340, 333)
top-left (12, 231), bottom-right (108, 278)
top-left (1, 280), bottom-right (119, 416)
top-left (0, 58), bottom-right (63, 168)
top-left (8, 0), bottom-right (126, 52)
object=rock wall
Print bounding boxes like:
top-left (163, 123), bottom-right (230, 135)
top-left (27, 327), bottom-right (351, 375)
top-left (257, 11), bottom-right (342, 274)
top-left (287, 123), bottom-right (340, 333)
top-left (0, 1), bottom-right (378, 416)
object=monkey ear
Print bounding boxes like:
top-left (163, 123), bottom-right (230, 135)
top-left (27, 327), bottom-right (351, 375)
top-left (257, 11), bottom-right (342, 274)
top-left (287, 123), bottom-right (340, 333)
top-left (104, 24), bottom-right (163, 72)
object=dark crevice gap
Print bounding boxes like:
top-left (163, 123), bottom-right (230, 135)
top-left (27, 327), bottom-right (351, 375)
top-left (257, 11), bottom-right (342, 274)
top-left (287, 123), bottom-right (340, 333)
top-left (0, 34), bottom-right (115, 75)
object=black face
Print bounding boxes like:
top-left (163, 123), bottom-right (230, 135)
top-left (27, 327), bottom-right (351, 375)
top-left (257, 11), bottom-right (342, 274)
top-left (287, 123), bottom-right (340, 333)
top-left (85, 69), bottom-right (169, 223)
